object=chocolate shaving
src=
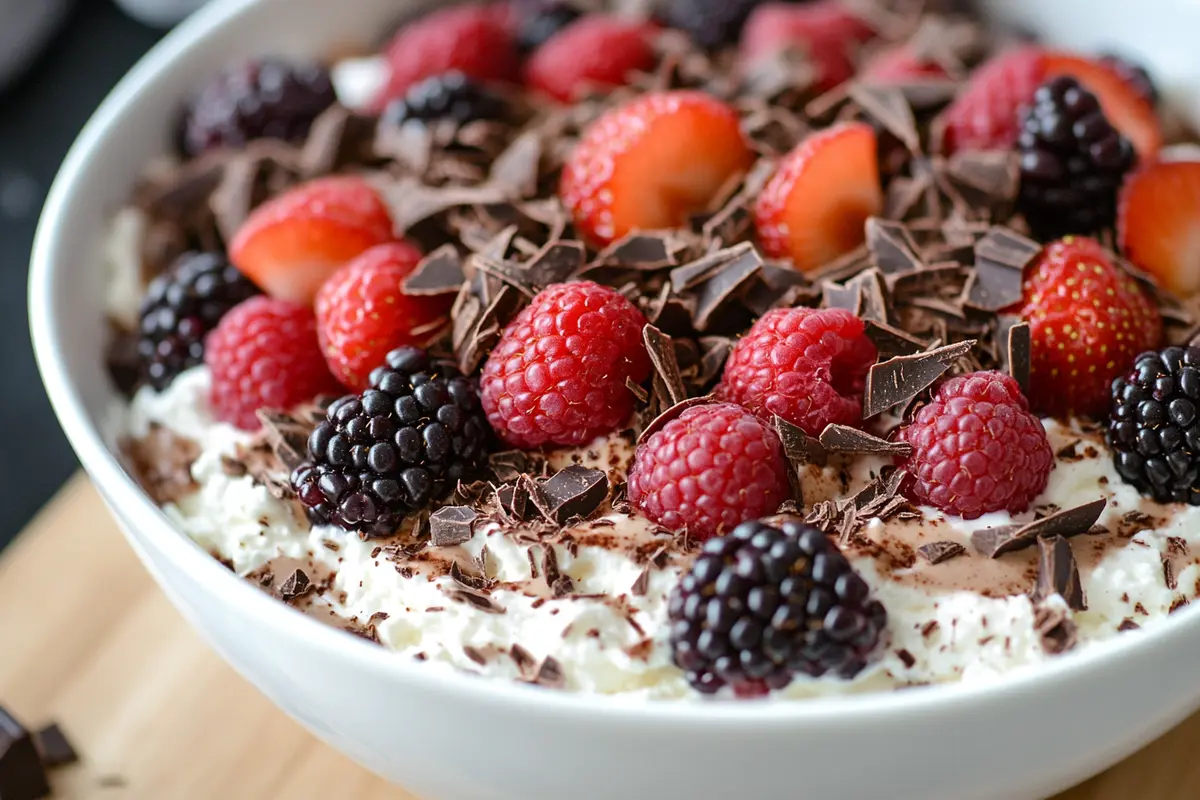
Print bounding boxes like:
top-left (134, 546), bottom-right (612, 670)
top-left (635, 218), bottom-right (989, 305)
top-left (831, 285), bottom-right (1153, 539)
top-left (279, 569), bottom-right (312, 601)
top-left (1033, 605), bottom-right (1078, 655)
top-left (850, 83), bottom-right (919, 152)
top-left (774, 415), bottom-right (828, 467)
top-left (1005, 321), bottom-right (1031, 394)
top-left (972, 498), bottom-right (1107, 558)
top-left (403, 244), bottom-right (466, 295)
top-left (818, 424), bottom-right (912, 457)
top-left (528, 656), bottom-right (566, 689)
top-left (430, 506), bottom-right (477, 547)
top-left (1118, 619), bottom-right (1141, 632)
top-left (33, 724), bottom-right (77, 769)
top-left (864, 319), bottom-right (927, 357)
top-left (525, 240), bottom-right (585, 288)
top-left (593, 232), bottom-right (681, 270)
top-left (0, 706), bottom-right (50, 799)
top-left (488, 130), bottom-right (542, 199)
top-left (256, 409), bottom-right (313, 472)
top-left (863, 340), bottom-right (976, 417)
top-left (540, 466), bottom-right (609, 523)
top-left (121, 424), bottom-right (201, 505)
top-left (443, 584), bottom-right (505, 614)
top-left (643, 325), bottom-right (687, 407)
top-left (637, 396), bottom-right (716, 444)
top-left (1033, 536), bottom-right (1086, 611)
top-left (630, 566), bottom-right (651, 597)
top-left (693, 247), bottom-right (763, 330)
top-left (916, 541), bottom-right (966, 565)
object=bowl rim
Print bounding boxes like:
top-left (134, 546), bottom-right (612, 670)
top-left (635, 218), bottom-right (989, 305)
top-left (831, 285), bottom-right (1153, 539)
top-left (28, 0), bottom-right (1200, 725)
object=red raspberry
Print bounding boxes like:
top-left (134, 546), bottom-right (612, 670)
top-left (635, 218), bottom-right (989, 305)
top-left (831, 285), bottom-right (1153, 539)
top-left (715, 307), bottom-right (877, 436)
top-left (205, 296), bottom-right (341, 431)
top-left (480, 281), bottom-right (650, 448)
top-left (524, 16), bottom-right (658, 103)
top-left (372, 4), bottom-right (521, 110)
top-left (628, 402), bottom-right (791, 541)
top-left (939, 48), bottom-right (1045, 153)
top-left (896, 372), bottom-right (1053, 520)
top-left (315, 241), bottom-right (452, 392)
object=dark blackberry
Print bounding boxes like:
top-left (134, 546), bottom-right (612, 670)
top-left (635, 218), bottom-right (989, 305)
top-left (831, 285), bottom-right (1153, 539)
top-left (137, 252), bottom-right (260, 391)
top-left (291, 347), bottom-right (490, 536)
top-left (1017, 75), bottom-right (1137, 240)
top-left (1109, 346), bottom-right (1200, 505)
top-left (380, 71), bottom-right (506, 128)
top-left (668, 519), bottom-right (887, 696)
top-left (663, 0), bottom-right (763, 50)
top-left (516, 1), bottom-right (582, 53)
top-left (1100, 53), bottom-right (1159, 107)
top-left (180, 57), bottom-right (336, 158)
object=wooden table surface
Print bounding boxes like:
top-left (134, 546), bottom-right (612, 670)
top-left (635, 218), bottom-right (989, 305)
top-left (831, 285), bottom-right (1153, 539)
top-left (2, 474), bottom-right (1199, 799)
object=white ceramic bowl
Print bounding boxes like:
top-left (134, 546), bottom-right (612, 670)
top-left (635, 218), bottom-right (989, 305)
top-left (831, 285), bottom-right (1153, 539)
top-left (28, 1), bottom-right (1200, 798)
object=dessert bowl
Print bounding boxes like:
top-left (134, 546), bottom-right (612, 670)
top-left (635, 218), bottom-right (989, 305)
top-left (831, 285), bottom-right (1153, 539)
top-left (28, 0), bottom-right (1200, 798)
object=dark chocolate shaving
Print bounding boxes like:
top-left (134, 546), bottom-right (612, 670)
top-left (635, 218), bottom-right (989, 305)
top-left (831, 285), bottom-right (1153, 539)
top-left (849, 84), bottom-right (918, 153)
top-left (1033, 535), bottom-right (1086, 610)
top-left (430, 506), bottom-right (477, 547)
top-left (0, 706), bottom-right (50, 800)
top-left (972, 498), bottom-right (1107, 558)
top-left (818, 424), bottom-right (912, 457)
top-left (540, 466), bottom-right (609, 523)
top-left (638, 396), bottom-right (716, 444)
top-left (916, 541), bottom-right (966, 565)
top-left (279, 569), bottom-right (312, 601)
top-left (403, 245), bottom-right (466, 295)
top-left (1033, 605), bottom-right (1078, 655)
top-left (1006, 321), bottom-right (1031, 395)
top-left (863, 340), bottom-right (976, 417)
top-left (643, 325), bottom-right (687, 407)
top-left (34, 724), bottom-right (77, 769)
top-left (774, 416), bottom-right (828, 467)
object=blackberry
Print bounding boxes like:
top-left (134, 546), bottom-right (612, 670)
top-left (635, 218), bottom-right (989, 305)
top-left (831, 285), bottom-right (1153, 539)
top-left (1017, 75), bottom-right (1137, 240)
top-left (1109, 346), bottom-right (1200, 505)
top-left (668, 519), bottom-right (887, 696)
top-left (1100, 53), bottom-right (1159, 107)
top-left (380, 72), bottom-right (506, 129)
top-left (292, 347), bottom-right (490, 536)
top-left (137, 252), bottom-right (260, 391)
top-left (516, 1), bottom-right (582, 53)
top-left (663, 0), bottom-right (763, 50)
top-left (180, 57), bottom-right (336, 158)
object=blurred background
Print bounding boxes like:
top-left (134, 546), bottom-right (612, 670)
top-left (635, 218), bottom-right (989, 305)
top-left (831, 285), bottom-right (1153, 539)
top-left (1, 1), bottom-right (171, 550)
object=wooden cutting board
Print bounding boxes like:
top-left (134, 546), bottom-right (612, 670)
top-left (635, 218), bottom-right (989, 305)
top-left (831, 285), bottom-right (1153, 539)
top-left (1, 474), bottom-right (1198, 799)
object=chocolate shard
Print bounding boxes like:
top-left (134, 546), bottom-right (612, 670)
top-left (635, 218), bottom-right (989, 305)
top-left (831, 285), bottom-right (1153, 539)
top-left (863, 340), bottom-right (976, 418)
top-left (849, 83), bottom-right (919, 153)
top-left (0, 706), bottom-right (50, 800)
top-left (430, 506), bottom-right (478, 547)
top-left (1006, 321), bottom-right (1031, 395)
top-left (972, 498), bottom-right (1107, 558)
top-left (669, 243), bottom-right (754, 292)
top-left (525, 240), bottom-right (585, 288)
top-left (1033, 604), bottom-right (1078, 655)
top-left (917, 540), bottom-right (966, 565)
top-left (278, 569), bottom-right (312, 601)
top-left (403, 244), bottom-right (466, 296)
top-left (693, 247), bottom-right (763, 330)
top-left (965, 256), bottom-right (1024, 312)
top-left (34, 724), bottom-right (77, 769)
top-left (774, 415), bottom-right (827, 467)
top-left (643, 325), bottom-right (687, 407)
top-left (487, 129), bottom-right (542, 199)
top-left (541, 466), bottom-right (609, 523)
top-left (864, 320), bottom-right (928, 358)
top-left (865, 218), bottom-right (923, 274)
top-left (822, 279), bottom-right (862, 314)
top-left (1033, 535), bottom-right (1086, 611)
top-left (946, 150), bottom-right (1019, 204)
top-left (255, 409), bottom-right (312, 473)
top-left (818, 424), bottom-right (912, 457)
top-left (530, 656), bottom-right (566, 689)
top-left (638, 396), bottom-right (716, 445)
top-left (593, 232), bottom-right (682, 270)
top-left (974, 226), bottom-right (1040, 270)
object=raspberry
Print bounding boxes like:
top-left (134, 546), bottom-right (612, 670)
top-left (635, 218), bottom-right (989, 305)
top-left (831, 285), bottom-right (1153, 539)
top-left (315, 242), bottom-right (452, 391)
top-left (669, 518), bottom-right (887, 695)
top-left (627, 402), bottom-right (791, 541)
top-left (137, 251), bottom-right (260, 391)
top-left (205, 296), bottom-right (342, 431)
top-left (939, 48), bottom-right (1045, 153)
top-left (715, 307), bottom-right (877, 436)
top-left (896, 372), bottom-right (1053, 520)
top-left (180, 58), bottom-right (336, 158)
top-left (1109, 346), bottom-right (1200, 504)
top-left (292, 347), bottom-right (490, 536)
top-left (524, 16), bottom-right (658, 103)
top-left (480, 281), bottom-right (650, 448)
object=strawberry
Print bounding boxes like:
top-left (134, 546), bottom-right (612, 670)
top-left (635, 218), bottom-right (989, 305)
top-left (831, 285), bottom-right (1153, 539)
top-left (754, 121), bottom-right (882, 272)
top-left (938, 47), bottom-right (1045, 153)
top-left (1118, 160), bottom-right (1200, 296)
top-left (740, 1), bottom-right (874, 93)
top-left (861, 45), bottom-right (950, 82)
top-left (229, 176), bottom-right (395, 306)
top-left (371, 3), bottom-right (521, 111)
top-left (560, 90), bottom-right (754, 246)
top-left (1008, 236), bottom-right (1162, 418)
top-left (940, 48), bottom-right (1162, 157)
top-left (524, 16), bottom-right (658, 103)
top-left (315, 241), bottom-right (453, 391)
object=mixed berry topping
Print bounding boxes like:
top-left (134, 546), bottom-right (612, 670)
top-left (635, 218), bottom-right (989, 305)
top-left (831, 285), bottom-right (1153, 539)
top-left (668, 519), bottom-right (887, 695)
top-left (380, 71), bottom-right (507, 128)
top-left (137, 252), bottom-right (259, 391)
top-left (179, 57), bottom-right (336, 157)
top-left (292, 347), bottom-right (490, 536)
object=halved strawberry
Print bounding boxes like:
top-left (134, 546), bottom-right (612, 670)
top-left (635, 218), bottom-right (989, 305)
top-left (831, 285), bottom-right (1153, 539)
top-left (560, 90), bottom-right (754, 246)
top-left (1041, 52), bottom-right (1162, 159)
top-left (754, 122), bottom-right (882, 272)
top-left (1118, 160), bottom-right (1200, 296)
top-left (740, 1), bottom-right (875, 93)
top-left (229, 176), bottom-right (395, 305)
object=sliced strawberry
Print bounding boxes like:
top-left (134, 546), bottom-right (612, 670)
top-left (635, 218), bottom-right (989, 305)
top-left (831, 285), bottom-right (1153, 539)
top-left (229, 176), bottom-right (395, 305)
top-left (524, 16), bottom-right (658, 103)
top-left (1041, 52), bottom-right (1162, 159)
top-left (755, 122), bottom-right (882, 272)
top-left (740, 1), bottom-right (875, 93)
top-left (560, 90), bottom-right (754, 246)
top-left (1118, 160), bottom-right (1200, 296)
top-left (371, 4), bottom-right (521, 111)
top-left (861, 45), bottom-right (950, 82)
top-left (939, 47), bottom-right (1045, 153)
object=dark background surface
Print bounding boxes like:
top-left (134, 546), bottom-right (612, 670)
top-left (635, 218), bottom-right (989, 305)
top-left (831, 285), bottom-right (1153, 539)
top-left (0, 2), bottom-right (163, 550)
